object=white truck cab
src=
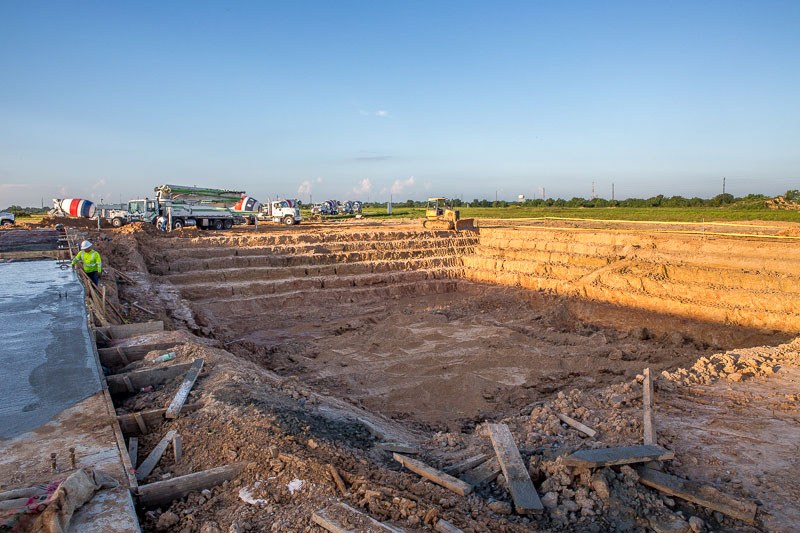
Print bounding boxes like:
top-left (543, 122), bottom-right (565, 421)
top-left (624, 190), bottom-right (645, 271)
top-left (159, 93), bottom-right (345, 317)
top-left (0, 211), bottom-right (15, 226)
top-left (258, 199), bottom-right (302, 225)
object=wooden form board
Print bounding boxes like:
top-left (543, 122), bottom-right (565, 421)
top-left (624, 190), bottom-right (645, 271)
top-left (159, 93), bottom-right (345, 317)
top-left (564, 444), bottom-right (674, 468)
top-left (136, 430), bottom-right (177, 481)
top-left (96, 321), bottom-right (164, 341)
top-left (117, 403), bottom-right (201, 436)
top-left (487, 423), bottom-right (543, 514)
top-left (643, 368), bottom-right (656, 445)
top-left (460, 458), bottom-right (501, 488)
top-left (165, 358), bottom-right (204, 419)
top-left (137, 463), bottom-right (247, 509)
top-left (556, 413), bottom-right (596, 437)
top-left (443, 454), bottom-right (490, 476)
top-left (637, 467), bottom-right (757, 525)
top-left (106, 362), bottom-right (194, 395)
top-left (393, 453), bottom-right (473, 496)
top-left (98, 342), bottom-right (177, 369)
top-left (312, 502), bottom-right (406, 533)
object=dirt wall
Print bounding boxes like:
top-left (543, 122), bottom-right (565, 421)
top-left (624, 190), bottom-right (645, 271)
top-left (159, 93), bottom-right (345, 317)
top-left (463, 227), bottom-right (800, 334)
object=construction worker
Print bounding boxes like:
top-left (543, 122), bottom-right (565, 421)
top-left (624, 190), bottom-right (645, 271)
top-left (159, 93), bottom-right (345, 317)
top-left (72, 240), bottom-right (102, 286)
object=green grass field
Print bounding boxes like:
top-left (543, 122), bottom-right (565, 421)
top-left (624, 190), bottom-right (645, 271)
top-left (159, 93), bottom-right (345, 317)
top-left (357, 206), bottom-right (800, 223)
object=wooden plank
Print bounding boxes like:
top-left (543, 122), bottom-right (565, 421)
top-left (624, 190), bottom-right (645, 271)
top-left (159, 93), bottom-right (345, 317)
top-left (328, 464), bottom-right (348, 495)
top-left (165, 358), bottom-right (205, 419)
top-left (133, 413), bottom-right (148, 435)
top-left (487, 423), bottom-right (543, 514)
top-left (556, 413), bottom-right (597, 438)
top-left (312, 502), bottom-right (406, 533)
top-left (460, 457), bottom-right (501, 487)
top-left (106, 362), bottom-right (194, 395)
top-left (643, 368), bottom-right (656, 445)
top-left (393, 453), bottom-right (473, 496)
top-left (376, 442), bottom-right (420, 454)
top-left (96, 321), bottom-right (164, 340)
top-left (136, 429), bottom-right (177, 481)
top-left (443, 454), bottom-right (489, 475)
top-left (128, 437), bottom-right (139, 468)
top-left (172, 434), bottom-right (182, 463)
top-left (137, 462), bottom-right (247, 509)
top-left (117, 403), bottom-right (202, 436)
top-left (564, 444), bottom-right (674, 468)
top-left (435, 519), bottom-right (464, 533)
top-left (98, 342), bottom-right (177, 368)
top-left (637, 467), bottom-right (757, 525)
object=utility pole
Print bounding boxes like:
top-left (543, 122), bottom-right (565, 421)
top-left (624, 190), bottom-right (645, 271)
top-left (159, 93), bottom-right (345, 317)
top-left (591, 181), bottom-right (596, 200)
top-left (722, 177), bottom-right (726, 196)
top-left (612, 183), bottom-right (615, 201)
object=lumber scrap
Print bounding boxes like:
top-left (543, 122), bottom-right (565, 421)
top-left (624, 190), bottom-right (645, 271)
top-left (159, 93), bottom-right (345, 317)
top-left (106, 362), bottom-right (194, 395)
top-left (173, 434), bottom-right (182, 463)
top-left (556, 413), bottom-right (597, 437)
top-left (128, 437), bottom-right (138, 469)
top-left (136, 429), bottom-right (177, 481)
top-left (96, 321), bottom-right (164, 340)
top-left (377, 442), bottom-right (420, 454)
top-left (637, 467), bottom-right (757, 525)
top-left (487, 423), bottom-right (543, 514)
top-left (460, 457), bottom-right (501, 487)
top-left (443, 453), bottom-right (490, 475)
top-left (564, 444), bottom-right (674, 468)
top-left (98, 342), bottom-right (177, 368)
top-left (137, 462), bottom-right (247, 509)
top-left (643, 368), bottom-right (656, 445)
top-left (312, 502), bottom-right (406, 533)
top-left (117, 403), bottom-right (202, 436)
top-left (393, 453), bottom-right (473, 496)
top-left (434, 518), bottom-right (464, 533)
top-left (165, 358), bottom-right (205, 419)
top-left (328, 464), bottom-right (349, 495)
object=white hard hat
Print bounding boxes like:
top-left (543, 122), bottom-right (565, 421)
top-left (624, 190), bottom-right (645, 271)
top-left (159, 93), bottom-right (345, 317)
top-left (80, 240), bottom-right (93, 250)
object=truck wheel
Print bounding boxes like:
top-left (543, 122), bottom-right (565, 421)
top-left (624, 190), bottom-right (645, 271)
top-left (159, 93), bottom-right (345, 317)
top-left (283, 216), bottom-right (294, 226)
top-left (213, 219), bottom-right (224, 230)
top-left (112, 217), bottom-right (124, 228)
top-left (173, 219), bottom-right (184, 230)
top-left (0, 220), bottom-right (12, 227)
top-left (224, 219), bottom-right (233, 229)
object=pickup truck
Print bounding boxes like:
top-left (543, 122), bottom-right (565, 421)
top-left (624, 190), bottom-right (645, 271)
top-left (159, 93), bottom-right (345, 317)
top-left (0, 211), bottom-right (15, 226)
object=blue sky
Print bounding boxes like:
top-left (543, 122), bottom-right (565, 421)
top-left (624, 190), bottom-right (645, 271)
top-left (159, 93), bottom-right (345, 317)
top-left (1, 1), bottom-right (798, 207)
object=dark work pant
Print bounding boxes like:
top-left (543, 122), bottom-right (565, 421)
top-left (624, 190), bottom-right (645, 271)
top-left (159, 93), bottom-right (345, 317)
top-left (87, 271), bottom-right (100, 286)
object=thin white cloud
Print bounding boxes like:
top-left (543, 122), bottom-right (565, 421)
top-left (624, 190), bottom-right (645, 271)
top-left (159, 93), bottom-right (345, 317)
top-left (92, 178), bottom-right (107, 190)
top-left (0, 183), bottom-right (28, 191)
top-left (353, 179), bottom-right (372, 196)
top-left (358, 109), bottom-right (391, 118)
top-left (390, 176), bottom-right (416, 195)
top-left (298, 180), bottom-right (312, 196)
top-left (315, 176), bottom-right (323, 184)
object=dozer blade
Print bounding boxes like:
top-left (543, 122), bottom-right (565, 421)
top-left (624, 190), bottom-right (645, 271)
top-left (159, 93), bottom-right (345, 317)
top-left (455, 218), bottom-right (476, 231)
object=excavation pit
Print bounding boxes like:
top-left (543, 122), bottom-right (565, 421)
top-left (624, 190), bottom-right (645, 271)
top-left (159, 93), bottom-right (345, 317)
top-left (131, 224), bottom-right (797, 432)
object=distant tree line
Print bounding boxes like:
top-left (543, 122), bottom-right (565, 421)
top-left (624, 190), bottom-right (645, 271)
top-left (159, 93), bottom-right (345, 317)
top-left (1, 205), bottom-right (49, 216)
top-left (361, 190), bottom-right (799, 210)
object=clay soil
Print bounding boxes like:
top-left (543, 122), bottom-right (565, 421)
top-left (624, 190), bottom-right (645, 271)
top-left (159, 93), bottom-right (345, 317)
top-left (65, 219), bottom-right (800, 532)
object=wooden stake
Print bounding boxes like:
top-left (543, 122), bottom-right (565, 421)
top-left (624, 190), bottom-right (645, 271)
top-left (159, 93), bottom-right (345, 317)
top-left (643, 368), bottom-right (656, 445)
top-left (136, 429), bottom-right (177, 480)
top-left (172, 434), bottom-right (182, 463)
top-left (165, 358), bottom-right (204, 419)
top-left (327, 464), bottom-right (348, 495)
top-left (128, 437), bottom-right (138, 468)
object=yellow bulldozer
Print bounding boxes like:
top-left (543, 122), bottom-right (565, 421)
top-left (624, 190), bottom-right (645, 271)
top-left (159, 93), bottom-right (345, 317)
top-left (422, 197), bottom-right (475, 231)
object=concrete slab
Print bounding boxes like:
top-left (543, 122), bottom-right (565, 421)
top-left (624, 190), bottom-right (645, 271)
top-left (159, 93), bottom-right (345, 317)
top-left (0, 261), bottom-right (101, 439)
top-left (0, 260), bottom-right (140, 531)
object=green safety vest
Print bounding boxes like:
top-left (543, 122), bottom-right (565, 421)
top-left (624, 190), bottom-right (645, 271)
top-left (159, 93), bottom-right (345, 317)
top-left (72, 249), bottom-right (102, 273)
